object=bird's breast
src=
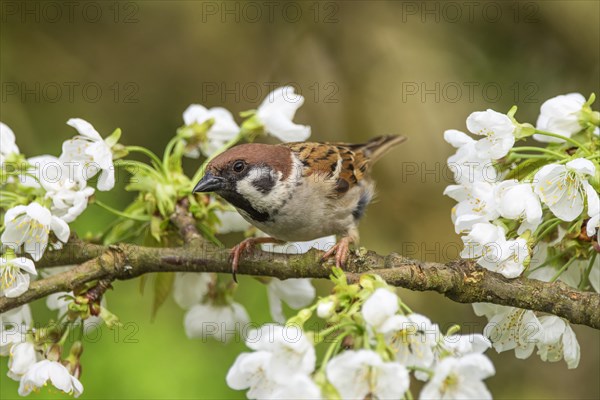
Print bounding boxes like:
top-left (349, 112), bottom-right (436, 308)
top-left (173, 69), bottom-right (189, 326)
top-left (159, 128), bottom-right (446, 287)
top-left (238, 162), bottom-right (374, 242)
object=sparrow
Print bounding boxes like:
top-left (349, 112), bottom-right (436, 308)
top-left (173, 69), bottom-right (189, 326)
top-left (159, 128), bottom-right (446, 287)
top-left (193, 135), bottom-right (407, 281)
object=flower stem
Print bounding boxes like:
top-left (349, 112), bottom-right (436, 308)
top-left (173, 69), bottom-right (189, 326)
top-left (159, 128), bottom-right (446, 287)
top-left (162, 136), bottom-right (181, 175)
top-left (535, 219), bottom-right (562, 241)
top-left (533, 130), bottom-right (593, 155)
top-left (510, 146), bottom-right (567, 159)
top-left (114, 159), bottom-right (163, 180)
top-left (529, 252), bottom-right (566, 273)
top-left (550, 257), bottom-right (576, 282)
top-left (316, 322), bottom-right (356, 342)
top-left (407, 365), bottom-right (433, 378)
top-left (95, 200), bottom-right (151, 222)
top-left (126, 146), bottom-right (164, 169)
top-left (579, 253), bottom-right (598, 290)
top-left (509, 153), bottom-right (551, 159)
top-left (318, 332), bottom-right (347, 372)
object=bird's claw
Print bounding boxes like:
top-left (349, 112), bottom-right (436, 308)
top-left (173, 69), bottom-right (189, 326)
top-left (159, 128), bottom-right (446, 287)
top-left (229, 241), bottom-right (253, 283)
top-left (229, 237), bottom-right (282, 283)
top-left (321, 237), bottom-right (352, 269)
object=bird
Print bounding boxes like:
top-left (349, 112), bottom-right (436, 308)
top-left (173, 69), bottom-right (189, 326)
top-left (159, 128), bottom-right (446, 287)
top-left (193, 135), bottom-right (407, 281)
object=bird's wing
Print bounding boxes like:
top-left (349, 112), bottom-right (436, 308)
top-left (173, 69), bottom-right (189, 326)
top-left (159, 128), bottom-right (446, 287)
top-left (284, 142), bottom-right (369, 198)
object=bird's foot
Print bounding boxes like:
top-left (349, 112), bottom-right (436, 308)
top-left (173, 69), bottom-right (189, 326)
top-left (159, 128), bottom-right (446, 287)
top-left (321, 236), bottom-right (354, 269)
top-left (230, 237), bottom-right (284, 283)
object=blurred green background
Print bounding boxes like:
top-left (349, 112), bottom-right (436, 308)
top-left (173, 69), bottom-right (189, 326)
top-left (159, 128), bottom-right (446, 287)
top-left (1, 0), bottom-right (599, 399)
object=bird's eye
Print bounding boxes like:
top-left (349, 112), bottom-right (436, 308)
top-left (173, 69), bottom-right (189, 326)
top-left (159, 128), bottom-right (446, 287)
top-left (232, 160), bottom-right (246, 173)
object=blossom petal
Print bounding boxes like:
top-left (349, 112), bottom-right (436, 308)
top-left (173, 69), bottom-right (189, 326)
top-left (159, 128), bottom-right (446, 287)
top-left (67, 118), bottom-right (102, 141)
top-left (566, 158), bottom-right (596, 176)
top-left (444, 129), bottom-right (474, 148)
top-left (50, 216), bottom-right (71, 243)
top-left (183, 104), bottom-right (209, 125)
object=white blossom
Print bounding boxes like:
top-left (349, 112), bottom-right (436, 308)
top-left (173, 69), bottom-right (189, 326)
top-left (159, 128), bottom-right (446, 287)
top-left (534, 158), bottom-right (596, 221)
top-left (494, 180), bottom-right (543, 234)
top-left (1, 203), bottom-right (70, 261)
top-left (444, 129), bottom-right (498, 185)
top-left (585, 182), bottom-right (599, 237)
top-left (326, 349), bottom-right (410, 400)
top-left (361, 288), bottom-right (399, 332)
top-left (8, 342), bottom-right (38, 381)
top-left (442, 333), bottom-right (491, 357)
top-left (270, 374), bottom-right (322, 400)
top-left (227, 324), bottom-right (317, 399)
top-left (460, 222), bottom-right (506, 263)
top-left (1, 305), bottom-right (32, 356)
top-left (266, 279), bottom-right (315, 323)
top-left (26, 155), bottom-right (95, 223)
top-left (536, 316), bottom-right (580, 369)
top-left (460, 223), bottom-right (529, 278)
top-left (0, 122), bottom-right (20, 165)
top-left (473, 304), bottom-right (543, 359)
top-left (256, 86), bottom-right (311, 142)
top-left (444, 182), bottom-right (499, 233)
top-left (172, 272), bottom-right (212, 309)
top-left (420, 354), bottom-right (494, 400)
top-left (262, 235), bottom-right (336, 254)
top-left (182, 105), bottom-right (239, 157)
top-left (60, 118), bottom-right (115, 191)
top-left (246, 324), bottom-right (316, 383)
top-left (383, 313), bottom-right (440, 374)
top-left (261, 236), bottom-right (334, 323)
top-left (226, 351), bottom-right (278, 399)
top-left (466, 109), bottom-right (515, 159)
top-left (184, 302), bottom-right (249, 343)
top-left (533, 93), bottom-right (590, 141)
top-left (18, 359), bottom-right (83, 397)
top-left (214, 209), bottom-right (251, 234)
top-left (494, 238), bottom-right (529, 279)
top-left (0, 255), bottom-right (37, 298)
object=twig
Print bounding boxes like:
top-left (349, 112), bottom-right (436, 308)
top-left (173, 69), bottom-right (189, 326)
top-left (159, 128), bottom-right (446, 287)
top-left (4, 242), bottom-right (599, 329)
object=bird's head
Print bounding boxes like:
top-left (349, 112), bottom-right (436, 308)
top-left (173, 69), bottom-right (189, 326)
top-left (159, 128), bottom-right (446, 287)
top-left (193, 143), bottom-right (293, 220)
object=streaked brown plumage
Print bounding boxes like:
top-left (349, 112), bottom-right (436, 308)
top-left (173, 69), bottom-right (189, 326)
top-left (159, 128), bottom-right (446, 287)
top-left (194, 135), bottom-right (406, 280)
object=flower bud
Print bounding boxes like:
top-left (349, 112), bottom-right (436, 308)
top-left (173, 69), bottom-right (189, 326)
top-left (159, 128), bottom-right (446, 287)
top-left (317, 300), bottom-right (335, 319)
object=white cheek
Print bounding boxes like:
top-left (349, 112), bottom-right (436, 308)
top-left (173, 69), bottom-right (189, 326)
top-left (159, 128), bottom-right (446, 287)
top-left (237, 177), bottom-right (264, 204)
top-left (236, 170), bottom-right (287, 212)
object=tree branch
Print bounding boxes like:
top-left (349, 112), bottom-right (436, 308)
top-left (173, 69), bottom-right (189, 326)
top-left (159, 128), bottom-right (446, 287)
top-left (2, 241), bottom-right (599, 329)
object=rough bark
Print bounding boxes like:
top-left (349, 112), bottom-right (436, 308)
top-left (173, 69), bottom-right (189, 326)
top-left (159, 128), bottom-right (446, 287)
top-left (2, 202), bottom-right (598, 329)
top-left (1, 241), bottom-right (598, 329)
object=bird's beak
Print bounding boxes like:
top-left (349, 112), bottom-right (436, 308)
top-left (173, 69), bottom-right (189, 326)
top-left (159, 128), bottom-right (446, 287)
top-left (193, 172), bottom-right (226, 193)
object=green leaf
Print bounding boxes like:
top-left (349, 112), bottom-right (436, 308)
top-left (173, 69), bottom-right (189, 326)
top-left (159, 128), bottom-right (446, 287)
top-left (239, 109), bottom-right (257, 118)
top-left (105, 128), bottom-right (122, 147)
top-left (514, 123), bottom-right (535, 139)
top-left (505, 158), bottom-right (547, 181)
top-left (150, 216), bottom-right (162, 243)
top-left (99, 306), bottom-right (122, 329)
top-left (151, 273), bottom-right (174, 320)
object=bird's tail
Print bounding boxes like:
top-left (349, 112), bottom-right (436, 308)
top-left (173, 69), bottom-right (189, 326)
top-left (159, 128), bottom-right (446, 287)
top-left (360, 135), bottom-right (407, 164)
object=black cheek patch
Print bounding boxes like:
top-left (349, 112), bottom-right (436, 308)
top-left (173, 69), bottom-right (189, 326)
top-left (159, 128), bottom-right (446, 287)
top-left (218, 190), bottom-right (270, 222)
top-left (252, 173), bottom-right (276, 194)
top-left (352, 191), bottom-right (372, 220)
